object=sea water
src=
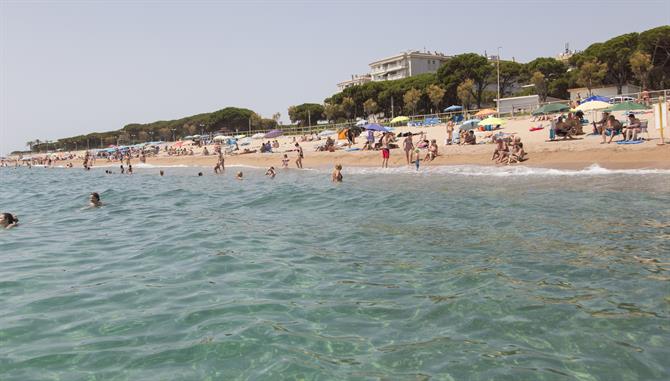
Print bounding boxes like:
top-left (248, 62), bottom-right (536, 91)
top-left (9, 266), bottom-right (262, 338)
top-left (1, 165), bottom-right (669, 380)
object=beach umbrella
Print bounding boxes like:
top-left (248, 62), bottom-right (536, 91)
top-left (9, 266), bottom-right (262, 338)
top-left (355, 119), bottom-right (368, 126)
top-left (603, 101), bottom-right (649, 112)
top-left (582, 95), bottom-right (610, 103)
top-left (532, 103), bottom-right (570, 115)
top-left (479, 117), bottom-right (506, 126)
top-left (474, 108), bottom-right (496, 118)
top-left (264, 129), bottom-right (283, 138)
top-left (459, 119), bottom-right (481, 129)
top-left (576, 101), bottom-right (610, 111)
top-left (444, 105), bottom-right (463, 112)
top-left (390, 116), bottom-right (409, 123)
top-left (364, 123), bottom-right (390, 132)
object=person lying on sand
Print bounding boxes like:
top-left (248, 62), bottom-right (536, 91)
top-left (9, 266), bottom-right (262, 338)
top-left (0, 213), bottom-right (19, 229)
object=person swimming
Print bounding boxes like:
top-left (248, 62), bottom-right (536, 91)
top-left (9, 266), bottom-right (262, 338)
top-left (331, 164), bottom-right (343, 182)
top-left (265, 167), bottom-right (276, 179)
top-left (236, 171), bottom-right (243, 180)
top-left (159, 170), bottom-right (164, 176)
top-left (89, 192), bottom-right (102, 207)
top-left (0, 213), bottom-right (19, 229)
top-left (198, 172), bottom-right (203, 176)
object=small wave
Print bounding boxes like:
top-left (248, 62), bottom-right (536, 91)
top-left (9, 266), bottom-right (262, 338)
top-left (345, 164), bottom-right (670, 177)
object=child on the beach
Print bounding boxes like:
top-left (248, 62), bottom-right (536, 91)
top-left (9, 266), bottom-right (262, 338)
top-left (281, 154), bottom-right (289, 168)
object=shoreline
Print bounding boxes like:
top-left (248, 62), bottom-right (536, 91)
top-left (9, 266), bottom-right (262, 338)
top-left (21, 145), bottom-right (669, 171)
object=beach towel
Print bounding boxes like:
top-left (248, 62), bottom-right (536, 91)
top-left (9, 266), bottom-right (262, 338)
top-left (616, 140), bottom-right (644, 145)
top-left (529, 127), bottom-right (544, 132)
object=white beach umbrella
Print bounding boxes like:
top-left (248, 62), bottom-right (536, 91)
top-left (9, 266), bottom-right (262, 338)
top-left (576, 101), bottom-right (610, 112)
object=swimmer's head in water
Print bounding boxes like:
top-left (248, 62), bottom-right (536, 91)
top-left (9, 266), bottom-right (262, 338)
top-left (1, 213), bottom-right (17, 225)
top-left (237, 171), bottom-right (243, 178)
top-left (90, 192), bottom-right (100, 202)
top-left (160, 170), bottom-right (164, 176)
top-left (335, 164), bottom-right (342, 170)
top-left (198, 172), bottom-right (203, 176)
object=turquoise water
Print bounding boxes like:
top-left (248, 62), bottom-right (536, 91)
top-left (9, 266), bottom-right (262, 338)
top-left (1, 165), bottom-right (669, 380)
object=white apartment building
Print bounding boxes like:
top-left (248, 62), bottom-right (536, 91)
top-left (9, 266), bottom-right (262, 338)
top-left (369, 50), bottom-right (449, 82)
top-left (336, 74), bottom-right (372, 92)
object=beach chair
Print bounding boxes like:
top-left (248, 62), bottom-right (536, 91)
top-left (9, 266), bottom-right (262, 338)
top-left (639, 120), bottom-right (649, 140)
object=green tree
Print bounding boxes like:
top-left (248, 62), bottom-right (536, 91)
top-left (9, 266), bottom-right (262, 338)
top-left (630, 50), bottom-right (652, 89)
top-left (341, 97), bottom-right (355, 120)
top-left (363, 98), bottom-right (378, 119)
top-left (497, 60), bottom-right (523, 96)
top-left (323, 102), bottom-right (342, 122)
top-left (288, 103), bottom-right (324, 125)
top-left (437, 53), bottom-right (492, 108)
top-left (638, 26), bottom-right (670, 89)
top-left (457, 79), bottom-right (475, 110)
top-left (403, 88), bottom-right (422, 115)
top-left (580, 33), bottom-right (639, 94)
top-left (531, 71), bottom-right (548, 102)
top-left (426, 84), bottom-right (446, 113)
top-left (577, 59), bottom-right (608, 95)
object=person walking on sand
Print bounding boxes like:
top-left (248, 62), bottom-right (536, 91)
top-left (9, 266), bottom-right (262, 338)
top-left (402, 134), bottom-right (414, 165)
top-left (294, 143), bottom-right (303, 169)
top-left (281, 154), bottom-right (289, 169)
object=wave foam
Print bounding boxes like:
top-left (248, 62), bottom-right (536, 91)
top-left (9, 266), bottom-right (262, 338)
top-left (346, 164), bottom-right (670, 177)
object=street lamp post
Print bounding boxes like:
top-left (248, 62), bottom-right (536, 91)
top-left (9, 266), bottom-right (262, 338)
top-left (497, 47), bottom-right (502, 116)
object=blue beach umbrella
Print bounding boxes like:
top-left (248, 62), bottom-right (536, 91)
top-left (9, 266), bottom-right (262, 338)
top-left (444, 105), bottom-right (463, 112)
top-left (365, 123), bottom-right (390, 132)
top-left (459, 119), bottom-right (481, 129)
top-left (581, 95), bottom-right (610, 103)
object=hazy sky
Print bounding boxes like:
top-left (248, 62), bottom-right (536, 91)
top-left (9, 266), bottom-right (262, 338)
top-left (1, 0), bottom-right (669, 154)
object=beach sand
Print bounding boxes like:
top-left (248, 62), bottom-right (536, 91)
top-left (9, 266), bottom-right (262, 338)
top-left (20, 113), bottom-right (670, 170)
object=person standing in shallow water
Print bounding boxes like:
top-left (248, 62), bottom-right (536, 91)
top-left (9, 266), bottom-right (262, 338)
top-left (381, 132), bottom-right (391, 168)
top-left (294, 143), bottom-right (303, 169)
top-left (331, 164), bottom-right (343, 182)
top-left (89, 193), bottom-right (102, 207)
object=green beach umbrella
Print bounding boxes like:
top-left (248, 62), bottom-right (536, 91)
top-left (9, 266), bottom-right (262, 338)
top-left (532, 103), bottom-right (570, 116)
top-left (603, 101), bottom-right (649, 112)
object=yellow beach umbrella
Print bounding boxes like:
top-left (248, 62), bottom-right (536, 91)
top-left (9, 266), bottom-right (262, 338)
top-left (576, 101), bottom-right (610, 112)
top-left (390, 116), bottom-right (409, 123)
top-left (479, 117), bottom-right (506, 126)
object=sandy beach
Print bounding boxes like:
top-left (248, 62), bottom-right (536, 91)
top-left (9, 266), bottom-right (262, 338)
top-left (11, 113), bottom-right (670, 170)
